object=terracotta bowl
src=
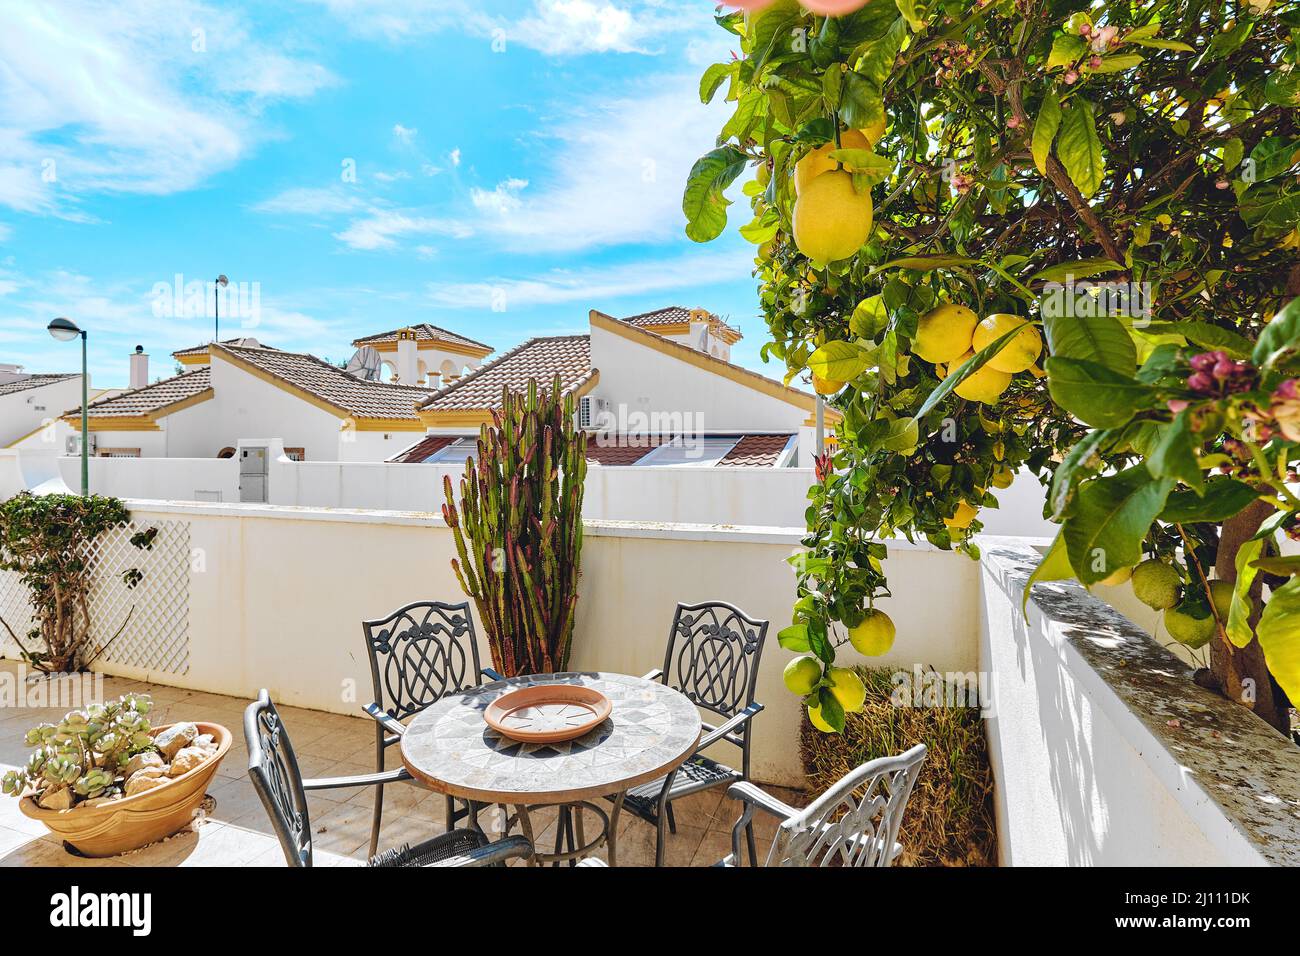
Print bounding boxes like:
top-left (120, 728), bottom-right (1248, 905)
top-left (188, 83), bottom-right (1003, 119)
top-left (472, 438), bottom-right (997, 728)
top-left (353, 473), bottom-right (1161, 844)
top-left (484, 684), bottom-right (612, 743)
top-left (19, 721), bottom-right (231, 858)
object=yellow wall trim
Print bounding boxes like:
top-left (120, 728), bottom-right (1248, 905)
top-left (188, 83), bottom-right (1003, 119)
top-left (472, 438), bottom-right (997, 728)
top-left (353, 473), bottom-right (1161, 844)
top-left (61, 387), bottom-right (215, 432)
top-left (589, 310), bottom-right (840, 422)
top-left (355, 338), bottom-right (493, 359)
top-left (175, 352), bottom-right (209, 366)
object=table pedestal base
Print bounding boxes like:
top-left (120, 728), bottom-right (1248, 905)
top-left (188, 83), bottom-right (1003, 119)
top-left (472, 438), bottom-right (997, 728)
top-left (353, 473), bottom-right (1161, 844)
top-left (512, 793), bottom-right (626, 866)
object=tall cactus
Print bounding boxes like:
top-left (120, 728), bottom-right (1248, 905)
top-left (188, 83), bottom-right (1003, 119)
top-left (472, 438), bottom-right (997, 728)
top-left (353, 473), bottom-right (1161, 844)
top-left (442, 375), bottom-right (588, 675)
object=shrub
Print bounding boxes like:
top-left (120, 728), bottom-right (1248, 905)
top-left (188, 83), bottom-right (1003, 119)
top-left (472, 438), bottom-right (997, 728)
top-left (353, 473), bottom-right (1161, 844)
top-left (799, 666), bottom-right (995, 866)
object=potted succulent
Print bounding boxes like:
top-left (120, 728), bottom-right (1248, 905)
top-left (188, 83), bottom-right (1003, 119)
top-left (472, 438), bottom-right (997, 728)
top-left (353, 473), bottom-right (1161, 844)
top-left (2, 693), bottom-right (230, 857)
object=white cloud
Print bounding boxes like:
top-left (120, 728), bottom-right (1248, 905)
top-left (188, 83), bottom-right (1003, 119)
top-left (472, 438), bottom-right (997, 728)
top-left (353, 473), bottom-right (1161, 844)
top-left (251, 187), bottom-right (367, 217)
top-left (471, 71), bottom-right (729, 251)
top-left (334, 210), bottom-right (473, 251)
top-left (300, 0), bottom-right (701, 55)
top-left (393, 124), bottom-right (418, 143)
top-left (425, 246), bottom-right (753, 309)
top-left (471, 178), bottom-right (529, 215)
top-left (0, 1), bottom-right (334, 213)
top-left (449, 149), bottom-right (461, 167)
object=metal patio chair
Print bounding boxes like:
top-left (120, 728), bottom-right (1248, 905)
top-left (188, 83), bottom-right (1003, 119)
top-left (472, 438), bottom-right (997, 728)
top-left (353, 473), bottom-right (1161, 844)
top-left (361, 600), bottom-right (504, 856)
top-left (720, 744), bottom-right (927, 867)
top-left (621, 600), bottom-right (768, 867)
top-left (245, 690), bottom-right (531, 868)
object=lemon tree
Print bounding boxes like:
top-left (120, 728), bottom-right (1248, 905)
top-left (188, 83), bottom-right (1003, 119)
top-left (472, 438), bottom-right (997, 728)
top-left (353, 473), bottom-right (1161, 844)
top-left (685, 0), bottom-right (1300, 733)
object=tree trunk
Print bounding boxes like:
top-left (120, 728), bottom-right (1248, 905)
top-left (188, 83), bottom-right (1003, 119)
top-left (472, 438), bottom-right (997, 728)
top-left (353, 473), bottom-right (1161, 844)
top-left (1212, 499), bottom-right (1291, 736)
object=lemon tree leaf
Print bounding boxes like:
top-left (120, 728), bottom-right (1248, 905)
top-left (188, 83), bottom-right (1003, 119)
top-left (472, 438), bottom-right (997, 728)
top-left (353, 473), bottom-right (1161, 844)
top-left (1147, 410), bottom-right (1204, 494)
top-left (1250, 556), bottom-right (1300, 575)
top-left (1045, 358), bottom-right (1152, 428)
top-left (1029, 257), bottom-right (1123, 284)
top-left (1057, 98), bottom-right (1105, 198)
top-left (850, 295), bottom-right (888, 337)
top-left (1022, 530), bottom-right (1074, 617)
top-left (699, 61), bottom-right (734, 104)
top-left (808, 340), bottom-right (871, 382)
top-left (1047, 34), bottom-right (1086, 69)
top-left (1141, 321), bottom-right (1253, 358)
top-left (777, 623), bottom-right (810, 652)
top-left (682, 146), bottom-right (748, 242)
top-left (1159, 478), bottom-right (1259, 523)
top-left (1061, 466), bottom-right (1174, 586)
top-left (1089, 53), bottom-right (1144, 73)
top-left (1255, 577), bottom-right (1300, 701)
top-left (1042, 310), bottom-right (1136, 374)
top-left (1031, 89), bottom-right (1061, 177)
top-left (1227, 538), bottom-right (1265, 648)
top-left (1253, 296), bottom-right (1300, 368)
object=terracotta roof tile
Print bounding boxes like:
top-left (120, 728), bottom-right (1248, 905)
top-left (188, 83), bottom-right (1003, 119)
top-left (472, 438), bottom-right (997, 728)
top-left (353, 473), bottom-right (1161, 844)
top-left (388, 434), bottom-right (457, 463)
top-left (584, 434), bottom-right (669, 465)
top-left (77, 368), bottom-right (212, 419)
top-left (0, 374), bottom-right (77, 397)
top-left (216, 345), bottom-right (434, 420)
top-left (417, 335), bottom-right (593, 412)
top-left (353, 323), bottom-right (492, 353)
top-left (622, 305), bottom-right (740, 339)
top-left (720, 434), bottom-right (794, 467)
top-left (173, 338), bottom-right (275, 358)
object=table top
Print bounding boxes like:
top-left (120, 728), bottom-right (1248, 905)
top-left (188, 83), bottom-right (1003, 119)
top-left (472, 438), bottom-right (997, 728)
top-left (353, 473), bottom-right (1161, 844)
top-left (399, 672), bottom-right (702, 804)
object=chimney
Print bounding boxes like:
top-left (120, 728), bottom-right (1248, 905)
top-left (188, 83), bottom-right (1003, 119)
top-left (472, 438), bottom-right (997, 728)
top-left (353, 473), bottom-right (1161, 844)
top-left (129, 345), bottom-right (149, 390)
top-left (687, 308), bottom-right (712, 353)
top-left (395, 327), bottom-right (418, 384)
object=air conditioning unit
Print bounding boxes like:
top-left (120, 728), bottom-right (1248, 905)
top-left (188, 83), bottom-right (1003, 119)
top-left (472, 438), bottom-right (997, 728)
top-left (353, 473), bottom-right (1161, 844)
top-left (578, 396), bottom-right (611, 430)
top-left (65, 433), bottom-right (96, 455)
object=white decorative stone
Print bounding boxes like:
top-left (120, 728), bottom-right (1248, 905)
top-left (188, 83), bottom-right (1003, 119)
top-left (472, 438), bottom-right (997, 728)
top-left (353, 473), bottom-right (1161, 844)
top-left (124, 768), bottom-right (168, 796)
top-left (38, 787), bottom-right (73, 810)
top-left (154, 722), bottom-right (197, 761)
top-left (124, 751), bottom-right (165, 778)
top-left (167, 746), bottom-right (207, 777)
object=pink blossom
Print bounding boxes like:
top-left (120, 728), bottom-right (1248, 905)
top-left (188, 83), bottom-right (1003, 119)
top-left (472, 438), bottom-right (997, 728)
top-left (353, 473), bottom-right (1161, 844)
top-left (1064, 70), bottom-right (1079, 85)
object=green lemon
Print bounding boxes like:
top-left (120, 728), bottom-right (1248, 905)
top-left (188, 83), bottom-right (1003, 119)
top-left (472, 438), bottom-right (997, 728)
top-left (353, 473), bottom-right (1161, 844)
top-left (807, 704), bottom-right (839, 734)
top-left (1165, 607), bottom-right (1216, 648)
top-left (1132, 560), bottom-right (1182, 610)
top-left (783, 656), bottom-right (822, 696)
top-left (1209, 579), bottom-right (1234, 621)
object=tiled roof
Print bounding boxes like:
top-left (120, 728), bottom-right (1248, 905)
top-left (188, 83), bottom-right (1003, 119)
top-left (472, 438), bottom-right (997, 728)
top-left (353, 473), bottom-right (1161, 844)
top-left (78, 368), bottom-right (212, 419)
top-left (173, 338), bottom-right (276, 358)
top-left (417, 335), bottom-right (594, 412)
top-left (622, 305), bottom-right (740, 339)
top-left (353, 323), bottom-right (492, 353)
top-left (720, 434), bottom-right (793, 467)
top-left (215, 344), bottom-right (434, 420)
top-left (388, 434), bottom-right (457, 463)
top-left (585, 434), bottom-right (670, 466)
top-left (0, 374), bottom-right (76, 397)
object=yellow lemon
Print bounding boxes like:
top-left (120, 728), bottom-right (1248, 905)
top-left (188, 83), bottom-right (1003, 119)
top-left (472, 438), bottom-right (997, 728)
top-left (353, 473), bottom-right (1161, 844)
top-left (794, 129), bottom-right (872, 194)
top-left (953, 360), bottom-right (1012, 404)
top-left (944, 500), bottom-right (978, 530)
top-left (812, 373), bottom-right (845, 395)
top-left (991, 465), bottom-right (1015, 489)
top-left (914, 304), bottom-right (978, 364)
top-left (971, 314), bottom-right (1042, 373)
top-left (863, 116), bottom-right (887, 146)
top-left (807, 704), bottom-right (839, 733)
top-left (827, 666), bottom-right (867, 713)
top-left (783, 656), bottom-right (822, 696)
top-left (848, 609), bottom-right (895, 656)
top-left (792, 170), bottom-right (874, 263)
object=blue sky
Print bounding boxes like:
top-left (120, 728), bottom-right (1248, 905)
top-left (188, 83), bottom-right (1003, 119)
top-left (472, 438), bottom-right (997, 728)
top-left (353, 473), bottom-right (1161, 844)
top-left (0, 0), bottom-right (762, 388)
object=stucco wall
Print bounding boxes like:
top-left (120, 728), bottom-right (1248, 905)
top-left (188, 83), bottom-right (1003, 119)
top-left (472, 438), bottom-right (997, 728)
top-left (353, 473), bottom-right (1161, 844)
top-left (0, 376), bottom-right (86, 447)
top-left (72, 502), bottom-right (982, 786)
top-left (980, 538), bottom-right (1300, 866)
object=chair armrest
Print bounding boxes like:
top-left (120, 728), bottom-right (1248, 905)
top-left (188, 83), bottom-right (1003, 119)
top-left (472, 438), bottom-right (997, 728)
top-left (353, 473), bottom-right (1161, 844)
top-left (481, 667), bottom-right (505, 683)
top-left (698, 702), bottom-right (763, 750)
top-left (363, 702), bottom-right (406, 739)
top-left (437, 835), bottom-right (534, 867)
top-left (725, 781), bottom-right (796, 821)
top-left (303, 767), bottom-right (412, 791)
top-left (640, 668), bottom-right (664, 682)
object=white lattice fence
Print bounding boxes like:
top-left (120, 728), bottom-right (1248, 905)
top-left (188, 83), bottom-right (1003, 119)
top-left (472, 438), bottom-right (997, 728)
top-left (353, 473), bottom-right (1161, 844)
top-left (0, 520), bottom-right (191, 675)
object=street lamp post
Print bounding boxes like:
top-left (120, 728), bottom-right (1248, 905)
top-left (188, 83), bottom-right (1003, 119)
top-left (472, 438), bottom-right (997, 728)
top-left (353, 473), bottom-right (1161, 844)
top-left (214, 274), bottom-right (228, 343)
top-left (48, 317), bottom-right (88, 496)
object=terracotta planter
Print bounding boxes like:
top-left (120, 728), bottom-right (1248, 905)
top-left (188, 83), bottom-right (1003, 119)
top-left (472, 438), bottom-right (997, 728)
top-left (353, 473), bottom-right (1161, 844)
top-left (20, 721), bottom-right (231, 858)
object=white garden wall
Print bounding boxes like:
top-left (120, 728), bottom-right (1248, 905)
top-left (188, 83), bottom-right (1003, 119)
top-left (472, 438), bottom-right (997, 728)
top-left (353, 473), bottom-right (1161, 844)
top-left (980, 538), bottom-right (1300, 866)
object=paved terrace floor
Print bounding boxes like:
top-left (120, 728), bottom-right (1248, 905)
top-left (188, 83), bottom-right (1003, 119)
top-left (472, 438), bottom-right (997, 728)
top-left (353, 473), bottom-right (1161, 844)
top-left (0, 663), bottom-right (805, 867)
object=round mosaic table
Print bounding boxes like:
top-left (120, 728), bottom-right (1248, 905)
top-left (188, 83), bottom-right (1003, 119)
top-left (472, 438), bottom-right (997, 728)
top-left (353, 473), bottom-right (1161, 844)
top-left (399, 671), bottom-right (702, 866)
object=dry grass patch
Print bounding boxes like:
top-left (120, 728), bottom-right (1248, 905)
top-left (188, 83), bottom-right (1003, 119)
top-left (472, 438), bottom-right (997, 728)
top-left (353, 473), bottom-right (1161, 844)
top-left (799, 666), bottom-right (996, 866)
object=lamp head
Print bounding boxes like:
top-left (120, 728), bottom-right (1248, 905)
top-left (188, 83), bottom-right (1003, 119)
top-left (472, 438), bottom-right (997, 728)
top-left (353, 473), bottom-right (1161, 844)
top-left (47, 317), bottom-right (82, 342)
top-left (215, 274), bottom-right (229, 288)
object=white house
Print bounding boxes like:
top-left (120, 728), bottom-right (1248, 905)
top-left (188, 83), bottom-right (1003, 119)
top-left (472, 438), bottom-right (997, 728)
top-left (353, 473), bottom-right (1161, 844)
top-left (0, 365), bottom-right (100, 450)
top-left (350, 323), bottom-right (493, 386)
top-left (393, 306), bottom-right (837, 468)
